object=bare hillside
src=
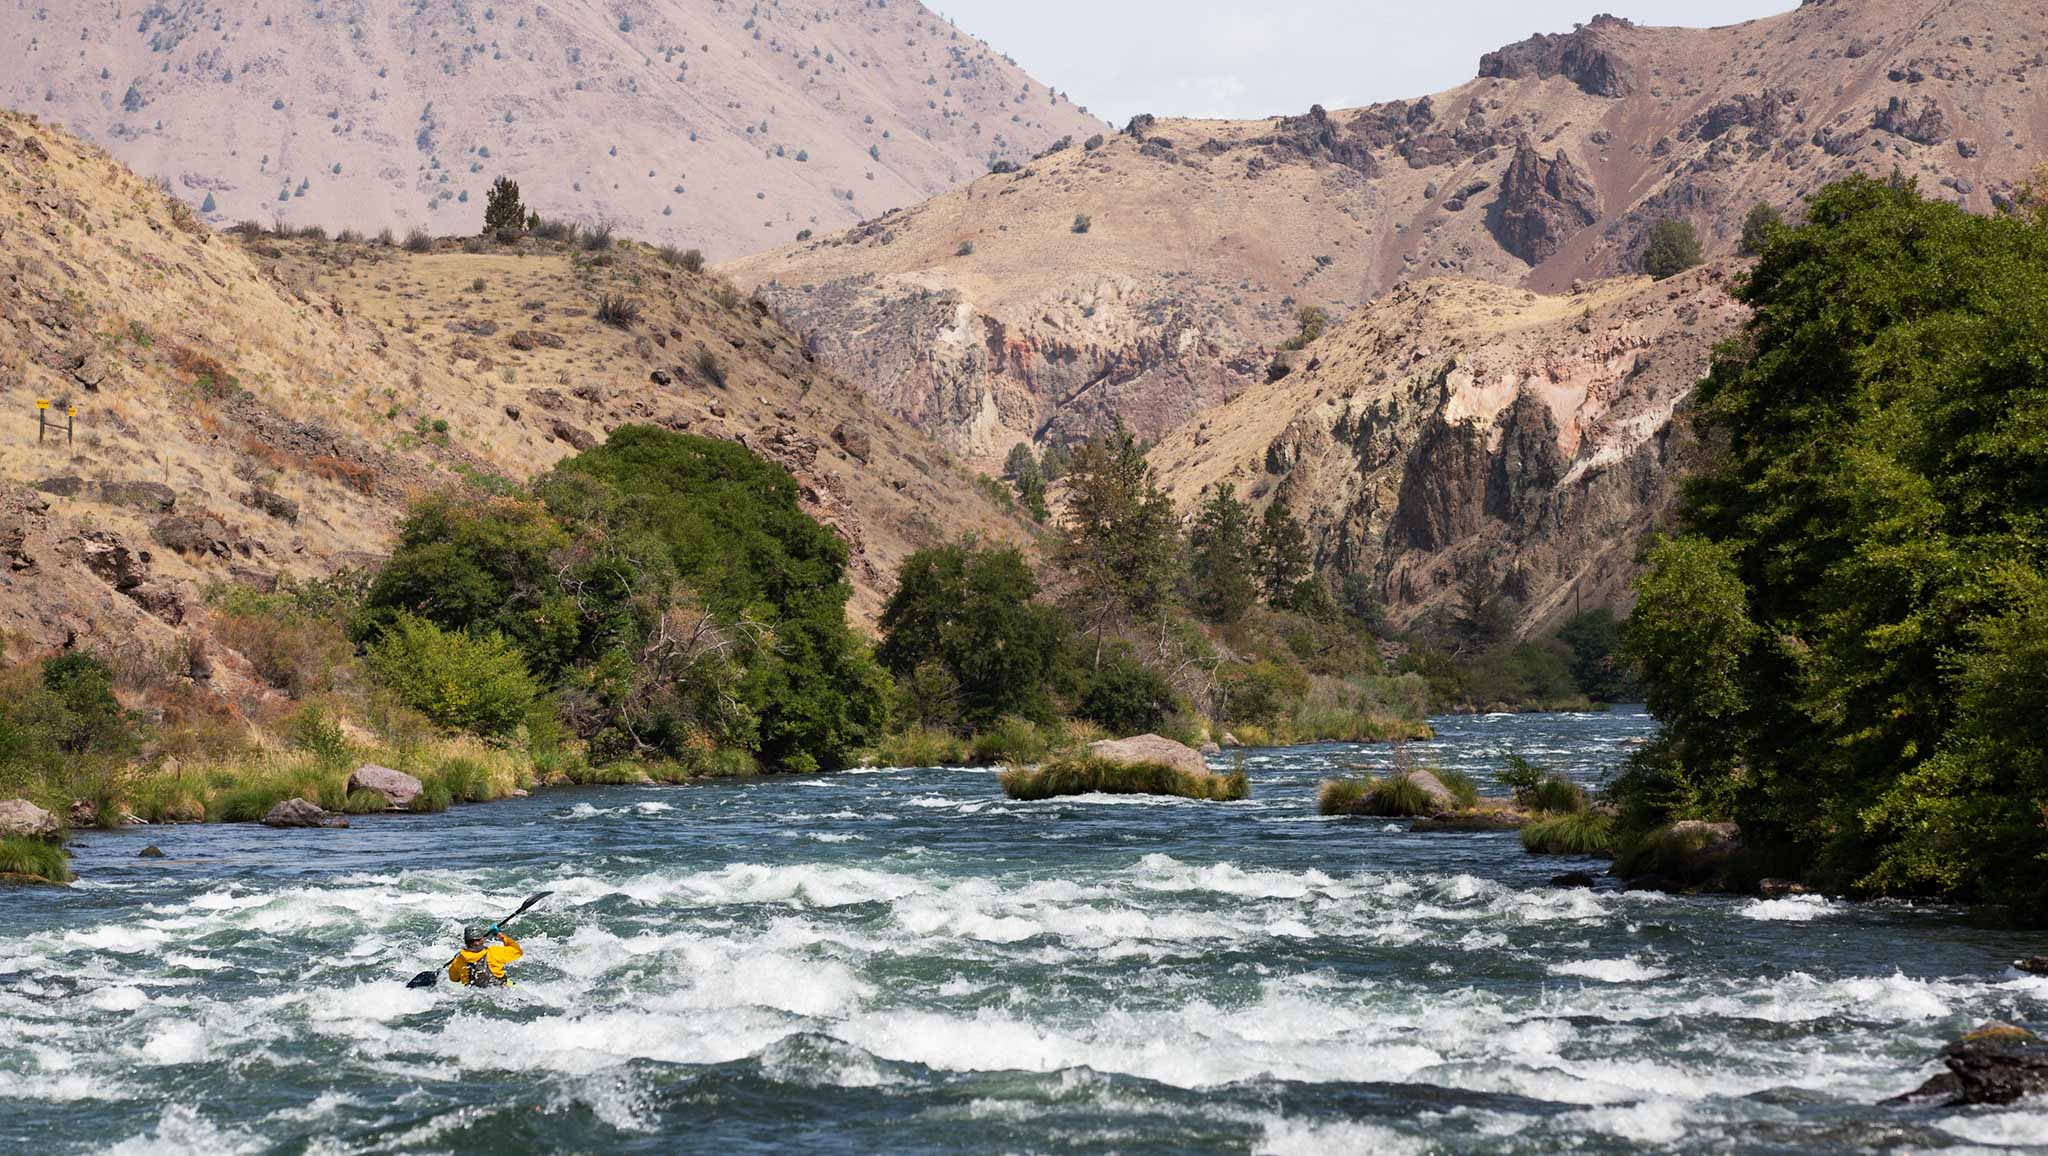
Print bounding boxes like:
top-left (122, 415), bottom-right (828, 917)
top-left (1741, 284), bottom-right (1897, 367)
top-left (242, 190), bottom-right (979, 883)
top-left (728, 0), bottom-right (2047, 460)
top-left (0, 112), bottom-right (1030, 675)
top-left (3, 0), bottom-right (1104, 260)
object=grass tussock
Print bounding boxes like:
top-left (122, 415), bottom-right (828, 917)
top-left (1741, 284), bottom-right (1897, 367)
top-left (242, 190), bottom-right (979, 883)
top-left (1001, 756), bottom-right (1248, 802)
top-left (1317, 771), bottom-right (1445, 818)
top-left (0, 837), bottom-right (71, 883)
top-left (596, 293), bottom-right (641, 329)
top-left (1521, 811), bottom-right (1617, 856)
top-left (864, 725), bottom-right (970, 769)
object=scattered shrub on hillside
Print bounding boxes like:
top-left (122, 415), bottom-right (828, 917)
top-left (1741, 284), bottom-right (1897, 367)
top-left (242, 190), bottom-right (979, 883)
top-left (596, 292), bottom-right (641, 328)
top-left (1001, 756), bottom-right (1247, 802)
top-left (482, 176), bottom-right (525, 237)
top-left (581, 219), bottom-right (616, 250)
top-left (530, 217), bottom-right (579, 244)
top-left (1642, 217), bottom-right (1703, 279)
top-left (403, 228), bottom-right (434, 252)
top-left (366, 615), bottom-right (539, 739)
top-left (1071, 213), bottom-right (1092, 234)
top-left (209, 583), bottom-right (357, 699)
top-left (955, 240), bottom-right (975, 256)
top-left (692, 347), bottom-right (726, 386)
top-left (1739, 201), bottom-right (1785, 256)
top-left (710, 282), bottom-right (742, 310)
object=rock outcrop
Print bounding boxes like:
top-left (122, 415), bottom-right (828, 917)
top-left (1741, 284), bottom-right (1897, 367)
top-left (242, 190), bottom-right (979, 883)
top-left (1088, 734), bottom-right (1212, 779)
top-left (1491, 141), bottom-right (1600, 267)
top-left (1615, 820), bottom-right (1743, 893)
top-left (347, 765), bottom-right (423, 811)
top-left (0, 799), bottom-right (60, 840)
top-left (1888, 1022), bottom-right (2048, 1107)
top-left (261, 799), bottom-right (349, 829)
top-left (1478, 16), bottom-right (1637, 98)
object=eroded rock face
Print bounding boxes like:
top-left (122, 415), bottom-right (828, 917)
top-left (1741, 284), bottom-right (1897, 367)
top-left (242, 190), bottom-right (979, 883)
top-left (1088, 734), bottom-right (1211, 779)
top-left (1875, 96), bottom-right (1949, 145)
top-left (1491, 141), bottom-right (1600, 267)
top-left (1479, 17), bottom-right (1637, 98)
top-left (1247, 105), bottom-right (1379, 177)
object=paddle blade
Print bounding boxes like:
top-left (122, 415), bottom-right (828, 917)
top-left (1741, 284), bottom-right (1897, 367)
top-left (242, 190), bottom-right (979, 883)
top-left (511, 890), bottom-right (553, 918)
top-left (405, 970), bottom-right (439, 989)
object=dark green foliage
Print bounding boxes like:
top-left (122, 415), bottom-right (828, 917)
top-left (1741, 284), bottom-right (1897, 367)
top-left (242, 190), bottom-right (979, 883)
top-left (1626, 177), bottom-right (2048, 907)
top-left (482, 176), bottom-right (524, 237)
top-left (38, 654), bottom-right (133, 756)
top-left (1557, 609), bottom-right (1641, 702)
top-left (363, 427), bottom-right (886, 770)
top-left (1061, 421), bottom-right (1181, 634)
top-left (0, 837), bottom-right (72, 882)
top-left (1278, 305), bottom-right (1328, 352)
top-left (1739, 201), bottom-right (1785, 256)
top-left (1190, 484), bottom-right (1257, 625)
top-left (1255, 500), bottom-right (1312, 610)
top-left (877, 543), bottom-right (1067, 729)
top-left (1002, 756), bottom-right (1247, 801)
top-left (1641, 217), bottom-right (1703, 279)
top-left (1076, 652), bottom-right (1178, 736)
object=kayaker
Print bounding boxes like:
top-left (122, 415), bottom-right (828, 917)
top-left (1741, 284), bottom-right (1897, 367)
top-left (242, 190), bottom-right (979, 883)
top-left (447, 924), bottom-right (523, 987)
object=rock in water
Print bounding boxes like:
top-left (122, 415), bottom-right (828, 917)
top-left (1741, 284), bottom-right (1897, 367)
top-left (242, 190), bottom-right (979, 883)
top-left (2015, 957), bottom-right (2048, 977)
top-left (261, 799), bottom-right (348, 829)
top-left (1550, 871), bottom-right (1599, 889)
top-left (1887, 1022), bottom-right (2048, 1106)
top-left (0, 799), bottom-right (60, 840)
top-left (1401, 769), bottom-right (1460, 814)
top-left (137, 845), bottom-right (166, 859)
top-left (347, 764), bottom-right (423, 810)
top-left (1088, 734), bottom-right (1211, 778)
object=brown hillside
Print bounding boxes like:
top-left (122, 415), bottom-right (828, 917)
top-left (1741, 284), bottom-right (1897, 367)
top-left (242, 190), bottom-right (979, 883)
top-left (727, 0), bottom-right (2046, 460)
top-left (1148, 266), bottom-right (1743, 635)
top-left (0, 111), bottom-right (1029, 674)
top-left (3, 1), bottom-right (1105, 261)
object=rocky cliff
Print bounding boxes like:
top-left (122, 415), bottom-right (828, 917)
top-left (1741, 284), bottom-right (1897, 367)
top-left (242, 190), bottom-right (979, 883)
top-left (1148, 267), bottom-right (1742, 633)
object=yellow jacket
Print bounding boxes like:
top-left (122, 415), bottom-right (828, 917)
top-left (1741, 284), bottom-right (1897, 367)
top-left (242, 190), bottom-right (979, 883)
top-left (448, 934), bottom-right (523, 984)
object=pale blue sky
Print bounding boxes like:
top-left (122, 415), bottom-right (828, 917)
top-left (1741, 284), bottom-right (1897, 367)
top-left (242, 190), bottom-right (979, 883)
top-left (932, 1), bottom-right (1801, 126)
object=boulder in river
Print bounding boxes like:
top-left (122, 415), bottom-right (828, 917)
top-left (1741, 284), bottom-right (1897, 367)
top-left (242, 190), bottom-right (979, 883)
top-left (261, 799), bottom-right (349, 829)
top-left (1550, 871), bottom-right (1599, 889)
top-left (1887, 1022), bottom-right (2048, 1106)
top-left (2016, 957), bottom-right (2048, 977)
top-left (1088, 734), bottom-right (1211, 779)
top-left (1614, 820), bottom-right (1741, 892)
top-left (347, 764), bottom-right (422, 810)
top-left (137, 845), bottom-right (166, 859)
top-left (0, 799), bottom-right (60, 840)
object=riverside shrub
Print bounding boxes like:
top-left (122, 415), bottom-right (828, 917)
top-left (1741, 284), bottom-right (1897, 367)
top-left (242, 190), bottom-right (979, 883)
top-left (368, 616), bottom-right (539, 739)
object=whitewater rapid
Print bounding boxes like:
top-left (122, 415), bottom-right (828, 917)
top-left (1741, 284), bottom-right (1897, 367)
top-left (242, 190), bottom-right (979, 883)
top-left (2, 710), bottom-right (2043, 1153)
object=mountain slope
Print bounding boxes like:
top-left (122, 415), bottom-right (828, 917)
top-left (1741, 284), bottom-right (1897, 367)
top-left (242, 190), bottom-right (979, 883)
top-left (3, 0), bottom-right (1103, 260)
top-left (0, 111), bottom-right (1028, 675)
top-left (727, 0), bottom-right (2047, 459)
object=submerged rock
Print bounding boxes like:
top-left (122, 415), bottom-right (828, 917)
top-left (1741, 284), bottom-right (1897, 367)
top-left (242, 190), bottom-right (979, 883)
top-left (1887, 1022), bottom-right (2048, 1107)
top-left (1550, 871), bottom-right (1599, 889)
top-left (347, 764), bottom-right (422, 810)
top-left (0, 799), bottom-right (60, 840)
top-left (261, 799), bottom-right (348, 829)
top-left (137, 845), bottom-right (166, 859)
top-left (1088, 734), bottom-right (1210, 779)
top-left (2016, 957), bottom-right (2048, 977)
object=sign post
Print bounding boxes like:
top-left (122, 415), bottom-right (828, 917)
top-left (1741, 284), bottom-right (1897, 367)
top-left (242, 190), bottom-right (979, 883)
top-left (36, 398), bottom-right (48, 444)
top-left (66, 404), bottom-right (75, 445)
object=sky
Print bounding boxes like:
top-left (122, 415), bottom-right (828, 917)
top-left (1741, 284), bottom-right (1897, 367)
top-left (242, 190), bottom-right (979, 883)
top-left (929, 0), bottom-right (1801, 127)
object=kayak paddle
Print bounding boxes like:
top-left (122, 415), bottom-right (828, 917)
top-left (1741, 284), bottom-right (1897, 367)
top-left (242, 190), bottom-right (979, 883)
top-left (406, 890), bottom-right (552, 989)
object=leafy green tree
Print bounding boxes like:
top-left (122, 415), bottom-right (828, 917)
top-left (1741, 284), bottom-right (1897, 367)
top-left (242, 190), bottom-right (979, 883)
top-left (878, 543), bottom-right (1067, 728)
top-left (1255, 500), bottom-right (1312, 610)
top-left (1557, 608), bottom-right (1641, 702)
top-left (1039, 442), bottom-right (1071, 482)
top-left (482, 176), bottom-right (525, 236)
top-left (1077, 651), bottom-right (1178, 736)
top-left (1739, 201), bottom-right (1784, 256)
top-left (1629, 176), bottom-right (2048, 904)
top-left (1002, 442), bottom-right (1037, 480)
top-left (368, 615), bottom-right (539, 738)
top-left (1641, 217), bottom-right (1703, 279)
top-left (1189, 484), bottom-right (1257, 624)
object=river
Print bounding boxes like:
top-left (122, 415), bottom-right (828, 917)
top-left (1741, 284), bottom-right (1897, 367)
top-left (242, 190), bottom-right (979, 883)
top-left (2, 708), bottom-right (2043, 1153)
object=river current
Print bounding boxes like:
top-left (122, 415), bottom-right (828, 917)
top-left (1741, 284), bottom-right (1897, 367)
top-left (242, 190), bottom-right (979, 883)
top-left (2, 708), bottom-right (2044, 1154)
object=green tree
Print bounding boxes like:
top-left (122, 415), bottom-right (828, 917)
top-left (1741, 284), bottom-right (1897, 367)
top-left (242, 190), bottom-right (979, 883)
top-left (1629, 176), bottom-right (2048, 904)
top-left (1189, 484), bottom-right (1256, 625)
top-left (482, 176), bottom-right (525, 236)
top-left (1255, 500), bottom-right (1311, 610)
top-left (1641, 217), bottom-right (1703, 279)
top-left (368, 615), bottom-right (539, 738)
top-left (1038, 442), bottom-right (1071, 483)
top-left (1556, 608), bottom-right (1640, 702)
top-left (1739, 201), bottom-right (1784, 256)
top-left (1060, 421), bottom-right (1181, 650)
top-left (1002, 442), bottom-right (1037, 480)
top-left (877, 543), bottom-right (1067, 728)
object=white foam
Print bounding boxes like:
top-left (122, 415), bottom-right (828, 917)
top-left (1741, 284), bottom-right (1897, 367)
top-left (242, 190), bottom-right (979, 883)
top-left (1739, 895), bottom-right (1839, 922)
top-left (1937, 1105), bottom-right (2048, 1146)
top-left (1256, 1116), bottom-right (1432, 1155)
top-left (1548, 958), bottom-right (1669, 983)
top-left (140, 1021), bottom-right (210, 1065)
top-left (104, 1105), bottom-right (263, 1155)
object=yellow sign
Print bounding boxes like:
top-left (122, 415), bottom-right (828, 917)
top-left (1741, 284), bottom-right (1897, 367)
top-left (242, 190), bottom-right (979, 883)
top-left (66, 406), bottom-right (76, 417)
top-left (35, 399), bottom-right (49, 410)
